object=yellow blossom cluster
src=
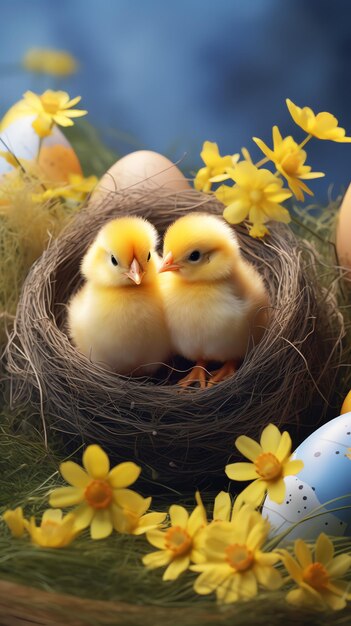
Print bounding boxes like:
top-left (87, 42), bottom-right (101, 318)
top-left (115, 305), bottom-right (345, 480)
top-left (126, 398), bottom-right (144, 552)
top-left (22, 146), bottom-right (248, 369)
top-left (195, 100), bottom-right (351, 237)
top-left (2, 426), bottom-right (350, 612)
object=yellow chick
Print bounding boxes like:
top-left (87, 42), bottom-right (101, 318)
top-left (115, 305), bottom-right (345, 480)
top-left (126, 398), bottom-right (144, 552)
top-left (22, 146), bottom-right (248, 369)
top-left (68, 216), bottom-right (171, 375)
top-left (159, 213), bottom-right (269, 387)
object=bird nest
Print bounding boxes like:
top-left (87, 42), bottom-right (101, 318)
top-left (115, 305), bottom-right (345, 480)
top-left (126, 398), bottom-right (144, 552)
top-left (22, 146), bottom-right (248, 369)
top-left (5, 188), bottom-right (345, 488)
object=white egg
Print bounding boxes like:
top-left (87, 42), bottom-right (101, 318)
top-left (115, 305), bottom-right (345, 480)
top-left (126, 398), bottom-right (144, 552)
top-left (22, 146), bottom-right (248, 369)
top-left (91, 150), bottom-right (190, 203)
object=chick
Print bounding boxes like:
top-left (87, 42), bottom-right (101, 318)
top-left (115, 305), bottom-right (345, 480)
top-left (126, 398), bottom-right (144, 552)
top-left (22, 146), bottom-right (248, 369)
top-left (159, 213), bottom-right (269, 387)
top-left (68, 216), bottom-right (171, 375)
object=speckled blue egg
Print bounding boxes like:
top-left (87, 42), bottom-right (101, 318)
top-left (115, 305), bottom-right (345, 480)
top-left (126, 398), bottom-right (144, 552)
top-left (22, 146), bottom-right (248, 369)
top-left (262, 413), bottom-right (351, 540)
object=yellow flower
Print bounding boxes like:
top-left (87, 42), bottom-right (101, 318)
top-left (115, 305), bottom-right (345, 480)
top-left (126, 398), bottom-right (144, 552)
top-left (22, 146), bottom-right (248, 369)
top-left (2, 507), bottom-right (27, 538)
top-left (17, 90), bottom-right (87, 138)
top-left (22, 48), bottom-right (78, 77)
top-left (194, 141), bottom-right (239, 193)
top-left (216, 161), bottom-right (292, 238)
top-left (27, 509), bottom-right (79, 548)
top-left (279, 534), bottom-right (351, 611)
top-left (33, 174), bottom-right (98, 203)
top-left (225, 424), bottom-right (304, 506)
top-left (142, 503), bottom-right (204, 580)
top-left (286, 99), bottom-right (351, 142)
top-left (191, 504), bottom-right (282, 603)
top-left (253, 126), bottom-right (325, 201)
top-left (49, 444), bottom-right (141, 540)
top-left (112, 490), bottom-right (166, 535)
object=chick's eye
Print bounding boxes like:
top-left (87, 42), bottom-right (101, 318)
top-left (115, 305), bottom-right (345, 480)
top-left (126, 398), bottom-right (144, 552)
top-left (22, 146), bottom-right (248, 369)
top-left (111, 255), bottom-right (118, 267)
top-left (147, 251), bottom-right (151, 262)
top-left (188, 250), bottom-right (201, 262)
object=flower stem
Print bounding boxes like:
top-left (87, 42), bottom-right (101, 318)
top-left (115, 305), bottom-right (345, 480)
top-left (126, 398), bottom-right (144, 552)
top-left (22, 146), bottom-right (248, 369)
top-left (298, 134), bottom-right (312, 149)
top-left (255, 156), bottom-right (269, 168)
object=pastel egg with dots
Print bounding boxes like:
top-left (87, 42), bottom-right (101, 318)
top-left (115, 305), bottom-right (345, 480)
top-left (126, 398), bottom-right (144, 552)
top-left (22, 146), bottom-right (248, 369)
top-left (90, 150), bottom-right (190, 205)
top-left (262, 413), bottom-right (351, 541)
top-left (0, 103), bottom-right (82, 183)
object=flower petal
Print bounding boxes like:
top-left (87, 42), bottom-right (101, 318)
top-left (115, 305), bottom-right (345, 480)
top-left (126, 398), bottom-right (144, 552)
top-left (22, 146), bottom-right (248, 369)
top-left (169, 504), bottom-right (188, 528)
top-left (279, 550), bottom-right (303, 582)
top-left (59, 461), bottom-right (90, 488)
top-left (225, 462), bottom-right (257, 481)
top-left (236, 479), bottom-right (266, 505)
top-left (193, 565), bottom-right (231, 595)
top-left (239, 570), bottom-right (258, 599)
top-left (90, 509), bottom-right (113, 540)
top-left (295, 539), bottom-right (312, 568)
top-left (163, 555), bottom-right (190, 581)
top-left (134, 512), bottom-right (167, 535)
top-left (282, 459), bottom-right (304, 477)
top-left (188, 505), bottom-right (205, 536)
top-left (223, 201), bottom-right (249, 224)
top-left (327, 554), bottom-right (351, 578)
top-left (143, 550), bottom-right (171, 569)
top-left (72, 503), bottom-right (94, 530)
top-left (213, 492), bottom-right (231, 522)
top-left (275, 431), bottom-right (292, 462)
top-left (83, 445), bottom-right (110, 479)
top-left (49, 486), bottom-right (84, 507)
top-left (315, 532), bottom-right (334, 566)
top-left (266, 479), bottom-right (286, 504)
top-left (108, 462), bottom-right (141, 488)
top-left (235, 435), bottom-right (262, 461)
top-left (253, 563), bottom-right (283, 591)
top-left (260, 424), bottom-right (281, 454)
top-left (146, 529), bottom-right (166, 549)
top-left (323, 591), bottom-right (347, 611)
top-left (113, 488), bottom-right (148, 513)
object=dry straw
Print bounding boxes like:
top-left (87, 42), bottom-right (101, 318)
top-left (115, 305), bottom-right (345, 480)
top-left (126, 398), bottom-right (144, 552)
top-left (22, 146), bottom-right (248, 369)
top-left (5, 188), bottom-right (345, 488)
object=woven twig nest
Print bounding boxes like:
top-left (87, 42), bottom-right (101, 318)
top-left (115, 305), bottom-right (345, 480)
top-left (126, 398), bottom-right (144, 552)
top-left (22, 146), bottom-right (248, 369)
top-left (5, 189), bottom-right (345, 488)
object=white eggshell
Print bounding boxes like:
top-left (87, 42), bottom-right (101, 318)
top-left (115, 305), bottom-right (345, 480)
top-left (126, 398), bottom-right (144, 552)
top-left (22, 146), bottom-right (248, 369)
top-left (92, 150), bottom-right (190, 203)
top-left (336, 184), bottom-right (351, 282)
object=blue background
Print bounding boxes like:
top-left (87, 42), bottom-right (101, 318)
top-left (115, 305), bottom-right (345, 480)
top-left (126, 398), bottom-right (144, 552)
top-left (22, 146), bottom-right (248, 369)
top-left (0, 0), bottom-right (350, 200)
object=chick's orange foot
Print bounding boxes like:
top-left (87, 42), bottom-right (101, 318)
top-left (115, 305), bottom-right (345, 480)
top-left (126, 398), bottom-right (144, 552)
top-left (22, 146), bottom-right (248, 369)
top-left (178, 360), bottom-right (208, 389)
top-left (207, 359), bottom-right (238, 386)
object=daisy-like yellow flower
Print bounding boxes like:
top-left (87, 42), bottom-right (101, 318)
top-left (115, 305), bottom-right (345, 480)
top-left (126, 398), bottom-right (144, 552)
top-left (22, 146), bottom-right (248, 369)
top-left (216, 161), bottom-right (292, 238)
top-left (33, 174), bottom-right (98, 204)
top-left (27, 509), bottom-right (79, 548)
top-left (191, 504), bottom-right (282, 603)
top-left (49, 444), bottom-right (141, 540)
top-left (22, 48), bottom-right (78, 77)
top-left (225, 423), bottom-right (304, 506)
top-left (286, 99), bottom-right (351, 143)
top-left (112, 490), bottom-right (166, 535)
top-left (253, 126), bottom-right (325, 201)
top-left (17, 90), bottom-right (87, 138)
top-left (142, 503), bottom-right (204, 580)
top-left (279, 534), bottom-right (351, 611)
top-left (194, 141), bottom-right (239, 193)
top-left (2, 506), bottom-right (27, 538)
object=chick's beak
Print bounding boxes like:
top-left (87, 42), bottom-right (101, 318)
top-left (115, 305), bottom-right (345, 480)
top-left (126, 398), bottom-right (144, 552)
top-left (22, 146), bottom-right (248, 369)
top-left (126, 258), bottom-right (144, 285)
top-left (158, 251), bottom-right (181, 273)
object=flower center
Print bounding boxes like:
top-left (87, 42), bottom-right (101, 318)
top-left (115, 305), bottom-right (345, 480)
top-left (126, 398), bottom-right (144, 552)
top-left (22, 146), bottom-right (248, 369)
top-left (302, 562), bottom-right (329, 591)
top-left (225, 543), bottom-right (254, 572)
top-left (41, 94), bottom-right (60, 114)
top-left (164, 526), bottom-right (192, 556)
top-left (84, 479), bottom-right (113, 510)
top-left (254, 452), bottom-right (282, 480)
top-left (249, 190), bottom-right (263, 203)
top-left (281, 153), bottom-right (301, 176)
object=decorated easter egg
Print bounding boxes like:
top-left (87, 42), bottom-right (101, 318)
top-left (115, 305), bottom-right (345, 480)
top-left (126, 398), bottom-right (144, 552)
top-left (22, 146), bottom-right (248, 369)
top-left (0, 111), bottom-right (82, 182)
top-left (262, 413), bottom-right (351, 541)
top-left (341, 390), bottom-right (351, 414)
top-left (91, 150), bottom-right (190, 203)
top-left (336, 184), bottom-right (351, 282)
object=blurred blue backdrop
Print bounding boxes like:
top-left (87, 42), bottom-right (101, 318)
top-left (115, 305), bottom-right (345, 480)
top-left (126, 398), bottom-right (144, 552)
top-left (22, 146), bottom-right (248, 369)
top-left (0, 0), bottom-right (350, 200)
